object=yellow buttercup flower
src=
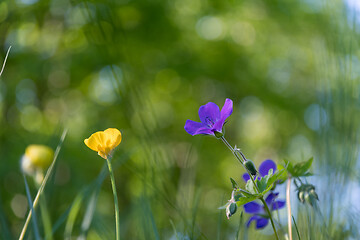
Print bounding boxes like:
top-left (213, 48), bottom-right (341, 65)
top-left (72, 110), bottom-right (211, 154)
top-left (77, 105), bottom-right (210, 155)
top-left (24, 145), bottom-right (54, 169)
top-left (84, 128), bottom-right (122, 159)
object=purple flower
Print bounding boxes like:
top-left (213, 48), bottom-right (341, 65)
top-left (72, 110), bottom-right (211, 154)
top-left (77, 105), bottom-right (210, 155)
top-left (184, 98), bottom-right (233, 136)
top-left (242, 159), bottom-right (277, 182)
top-left (242, 159), bottom-right (285, 229)
top-left (244, 192), bottom-right (285, 229)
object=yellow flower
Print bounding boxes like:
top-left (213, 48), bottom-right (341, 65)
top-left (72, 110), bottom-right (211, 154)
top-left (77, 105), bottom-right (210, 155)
top-left (84, 128), bottom-right (122, 159)
top-left (21, 145), bottom-right (54, 184)
top-left (25, 145), bottom-right (54, 169)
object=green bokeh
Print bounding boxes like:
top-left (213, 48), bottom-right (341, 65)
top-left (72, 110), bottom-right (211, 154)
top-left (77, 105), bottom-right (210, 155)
top-left (0, 0), bottom-right (359, 239)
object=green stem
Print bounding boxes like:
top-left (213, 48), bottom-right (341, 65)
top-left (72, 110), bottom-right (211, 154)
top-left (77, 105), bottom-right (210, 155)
top-left (286, 177), bottom-right (293, 240)
top-left (220, 136), bottom-right (279, 240)
top-left (106, 157), bottom-right (120, 240)
top-left (260, 197), bottom-right (280, 240)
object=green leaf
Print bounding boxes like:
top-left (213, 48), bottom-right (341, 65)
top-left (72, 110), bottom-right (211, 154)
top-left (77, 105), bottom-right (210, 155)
top-left (294, 157), bottom-right (313, 175)
top-left (267, 168), bottom-right (286, 187)
top-left (261, 184), bottom-right (274, 196)
top-left (257, 177), bottom-right (267, 193)
top-left (285, 157), bottom-right (314, 177)
top-left (230, 178), bottom-right (238, 189)
top-left (245, 179), bottom-right (257, 194)
top-left (238, 189), bottom-right (256, 198)
top-left (235, 195), bottom-right (259, 206)
top-left (276, 164), bottom-right (288, 183)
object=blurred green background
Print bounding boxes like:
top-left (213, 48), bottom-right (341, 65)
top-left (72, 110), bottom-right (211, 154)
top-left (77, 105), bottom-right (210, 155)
top-left (0, 0), bottom-right (359, 239)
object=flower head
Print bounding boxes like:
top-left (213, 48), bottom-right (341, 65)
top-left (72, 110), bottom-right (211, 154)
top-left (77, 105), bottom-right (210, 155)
top-left (21, 145), bottom-right (54, 183)
top-left (244, 192), bottom-right (285, 229)
top-left (184, 98), bottom-right (233, 137)
top-left (84, 128), bottom-right (122, 159)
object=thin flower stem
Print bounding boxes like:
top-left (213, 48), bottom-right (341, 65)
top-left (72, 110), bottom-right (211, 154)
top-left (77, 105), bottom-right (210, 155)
top-left (106, 157), bottom-right (120, 240)
top-left (220, 137), bottom-right (260, 193)
top-left (220, 137), bottom-right (243, 164)
top-left (220, 136), bottom-right (279, 240)
top-left (260, 197), bottom-right (280, 240)
top-left (287, 177), bottom-right (293, 240)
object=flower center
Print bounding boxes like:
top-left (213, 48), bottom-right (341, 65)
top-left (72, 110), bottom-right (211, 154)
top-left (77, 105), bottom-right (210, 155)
top-left (205, 117), bottom-right (214, 128)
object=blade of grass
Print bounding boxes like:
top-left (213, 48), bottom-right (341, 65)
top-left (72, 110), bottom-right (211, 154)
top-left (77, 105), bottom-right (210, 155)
top-left (144, 197), bottom-right (160, 240)
top-left (292, 215), bottom-right (301, 240)
top-left (22, 174), bottom-right (41, 240)
top-left (78, 191), bottom-right (98, 238)
top-left (236, 211), bottom-right (243, 240)
top-left (39, 195), bottom-right (53, 240)
top-left (19, 129), bottom-right (67, 240)
top-left (50, 163), bottom-right (108, 239)
top-left (46, 206), bottom-right (72, 238)
top-left (64, 192), bottom-right (84, 240)
top-left (169, 219), bottom-right (179, 240)
top-left (0, 46), bottom-right (11, 77)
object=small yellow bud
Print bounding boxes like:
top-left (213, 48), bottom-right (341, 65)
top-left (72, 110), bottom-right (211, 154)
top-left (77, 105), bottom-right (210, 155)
top-left (25, 145), bottom-right (54, 169)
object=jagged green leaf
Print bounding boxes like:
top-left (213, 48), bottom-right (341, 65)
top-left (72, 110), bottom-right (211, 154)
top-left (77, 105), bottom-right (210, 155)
top-left (235, 196), bottom-right (259, 206)
top-left (230, 178), bottom-right (238, 189)
top-left (284, 157), bottom-right (313, 177)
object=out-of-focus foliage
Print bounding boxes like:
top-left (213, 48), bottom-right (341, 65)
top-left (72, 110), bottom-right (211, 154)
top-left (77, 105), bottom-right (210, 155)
top-left (0, 0), bottom-right (359, 239)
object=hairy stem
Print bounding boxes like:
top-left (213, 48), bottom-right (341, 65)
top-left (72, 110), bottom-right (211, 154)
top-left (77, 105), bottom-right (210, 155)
top-left (220, 136), bottom-right (279, 240)
top-left (106, 157), bottom-right (121, 240)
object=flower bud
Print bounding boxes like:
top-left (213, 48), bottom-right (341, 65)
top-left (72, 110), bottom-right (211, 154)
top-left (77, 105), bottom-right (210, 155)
top-left (297, 183), bottom-right (318, 207)
top-left (25, 145), bottom-right (54, 169)
top-left (226, 202), bottom-right (237, 219)
top-left (21, 145), bottom-right (54, 184)
top-left (244, 160), bottom-right (257, 176)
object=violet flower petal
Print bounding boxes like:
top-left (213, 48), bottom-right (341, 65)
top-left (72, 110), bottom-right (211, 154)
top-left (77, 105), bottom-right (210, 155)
top-left (184, 120), bottom-right (208, 136)
top-left (259, 159), bottom-right (277, 177)
top-left (242, 173), bottom-right (250, 182)
top-left (271, 200), bottom-right (286, 210)
top-left (256, 217), bottom-right (269, 229)
top-left (213, 98), bottom-right (233, 132)
top-left (198, 102), bottom-right (220, 126)
top-left (244, 202), bottom-right (262, 214)
top-left (265, 192), bottom-right (279, 206)
top-left (246, 215), bottom-right (269, 229)
top-left (194, 127), bottom-right (214, 136)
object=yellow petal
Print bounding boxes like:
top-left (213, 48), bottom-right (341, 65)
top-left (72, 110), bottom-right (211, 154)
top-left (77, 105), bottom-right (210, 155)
top-left (104, 128), bottom-right (122, 149)
top-left (84, 128), bottom-right (122, 159)
top-left (84, 131), bottom-right (105, 152)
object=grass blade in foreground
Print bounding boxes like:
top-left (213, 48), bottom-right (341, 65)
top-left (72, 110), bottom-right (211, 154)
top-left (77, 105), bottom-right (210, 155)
top-left (22, 174), bottom-right (41, 240)
top-left (19, 129), bottom-right (68, 240)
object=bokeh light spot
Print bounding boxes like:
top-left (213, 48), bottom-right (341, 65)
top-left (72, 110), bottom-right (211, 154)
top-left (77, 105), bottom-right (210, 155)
top-left (196, 16), bottom-right (224, 40)
top-left (304, 104), bottom-right (327, 131)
